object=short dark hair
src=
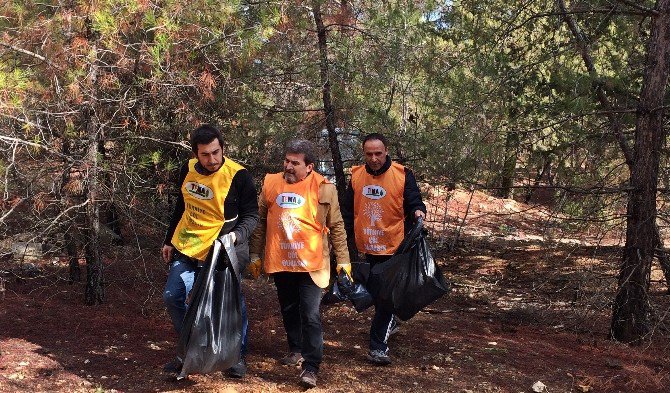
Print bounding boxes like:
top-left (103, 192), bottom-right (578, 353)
top-left (190, 124), bottom-right (224, 154)
top-left (285, 139), bottom-right (316, 165)
top-left (362, 132), bottom-right (389, 148)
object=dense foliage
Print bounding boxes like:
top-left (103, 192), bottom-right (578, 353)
top-left (1, 0), bottom-right (668, 342)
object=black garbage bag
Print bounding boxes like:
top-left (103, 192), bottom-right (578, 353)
top-left (176, 235), bottom-right (242, 378)
top-left (336, 270), bottom-right (374, 312)
top-left (322, 262), bottom-right (371, 305)
top-left (368, 218), bottom-right (450, 321)
top-left (322, 262), bottom-right (374, 312)
top-left (321, 280), bottom-right (347, 305)
top-left (351, 261), bottom-right (371, 284)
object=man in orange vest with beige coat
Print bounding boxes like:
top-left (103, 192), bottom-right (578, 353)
top-left (342, 132), bottom-right (426, 366)
top-left (248, 139), bottom-right (351, 388)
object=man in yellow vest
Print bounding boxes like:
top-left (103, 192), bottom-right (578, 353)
top-left (161, 125), bottom-right (259, 378)
top-left (248, 139), bottom-right (351, 388)
top-left (342, 132), bottom-right (426, 366)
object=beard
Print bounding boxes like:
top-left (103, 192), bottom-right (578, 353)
top-left (284, 171), bottom-right (298, 184)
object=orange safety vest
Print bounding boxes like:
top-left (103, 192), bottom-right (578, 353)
top-left (351, 162), bottom-right (406, 255)
top-left (171, 158), bottom-right (243, 261)
top-left (262, 172), bottom-right (327, 273)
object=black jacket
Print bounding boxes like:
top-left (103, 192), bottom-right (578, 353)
top-left (341, 157), bottom-right (426, 256)
top-left (164, 159), bottom-right (259, 270)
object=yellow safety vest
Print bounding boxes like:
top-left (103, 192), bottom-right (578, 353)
top-left (171, 157), bottom-right (243, 261)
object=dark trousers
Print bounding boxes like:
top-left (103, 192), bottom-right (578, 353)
top-left (273, 272), bottom-right (323, 373)
top-left (367, 254), bottom-right (394, 352)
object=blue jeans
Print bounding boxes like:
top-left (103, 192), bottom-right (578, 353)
top-left (163, 254), bottom-right (249, 357)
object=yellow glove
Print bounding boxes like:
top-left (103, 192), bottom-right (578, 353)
top-left (247, 255), bottom-right (262, 279)
top-left (336, 263), bottom-right (352, 277)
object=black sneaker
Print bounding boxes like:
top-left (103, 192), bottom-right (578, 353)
top-left (299, 369), bottom-right (317, 388)
top-left (226, 358), bottom-right (247, 378)
top-left (280, 352), bottom-right (304, 366)
top-left (366, 349), bottom-right (391, 365)
top-left (163, 359), bottom-right (183, 374)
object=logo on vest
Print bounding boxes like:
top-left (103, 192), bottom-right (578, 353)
top-left (276, 193), bottom-right (306, 208)
top-left (362, 185), bottom-right (386, 200)
top-left (185, 182), bottom-right (214, 200)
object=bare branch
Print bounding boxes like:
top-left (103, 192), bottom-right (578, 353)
top-left (518, 108), bottom-right (637, 135)
top-left (0, 198), bottom-right (23, 224)
top-left (39, 199), bottom-right (90, 237)
top-left (322, 23), bottom-right (378, 40)
top-left (0, 135), bottom-right (73, 162)
top-left (127, 203), bottom-right (168, 228)
top-left (110, 136), bottom-right (190, 151)
top-left (0, 41), bottom-right (59, 69)
top-left (0, 135), bottom-right (49, 150)
top-left (505, 6), bottom-right (655, 35)
top-left (615, 0), bottom-right (659, 15)
top-left (3, 141), bottom-right (18, 199)
top-left (0, 113), bottom-right (49, 131)
top-left (261, 105), bottom-right (324, 113)
top-left (555, 0), bottom-right (635, 169)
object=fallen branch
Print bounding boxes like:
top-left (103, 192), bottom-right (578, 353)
top-left (451, 282), bottom-right (490, 290)
top-left (421, 308), bottom-right (455, 314)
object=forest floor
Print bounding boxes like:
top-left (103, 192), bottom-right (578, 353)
top-left (1, 189), bottom-right (670, 393)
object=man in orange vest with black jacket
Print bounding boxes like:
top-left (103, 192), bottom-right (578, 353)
top-left (342, 132), bottom-right (426, 366)
top-left (161, 125), bottom-right (259, 378)
top-left (248, 139), bottom-right (351, 388)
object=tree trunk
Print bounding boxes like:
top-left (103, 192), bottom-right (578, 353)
top-left (525, 154), bottom-right (551, 204)
top-left (83, 44), bottom-right (104, 305)
top-left (654, 223), bottom-right (670, 289)
top-left (610, 0), bottom-right (670, 344)
top-left (65, 232), bottom-right (81, 283)
top-left (312, 1), bottom-right (347, 203)
top-left (60, 136), bottom-right (81, 283)
top-left (84, 108), bottom-right (104, 305)
top-left (499, 131), bottom-right (519, 199)
top-left (556, 0), bottom-right (634, 167)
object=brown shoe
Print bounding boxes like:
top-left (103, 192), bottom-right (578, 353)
top-left (299, 369), bottom-right (317, 388)
top-left (280, 352), bottom-right (304, 366)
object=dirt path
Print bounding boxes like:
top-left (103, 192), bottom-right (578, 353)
top-left (1, 238), bottom-right (669, 392)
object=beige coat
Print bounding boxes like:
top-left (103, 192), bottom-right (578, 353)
top-left (249, 174), bottom-right (350, 288)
